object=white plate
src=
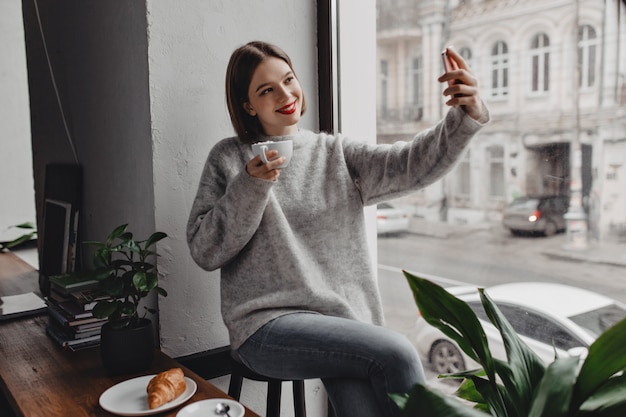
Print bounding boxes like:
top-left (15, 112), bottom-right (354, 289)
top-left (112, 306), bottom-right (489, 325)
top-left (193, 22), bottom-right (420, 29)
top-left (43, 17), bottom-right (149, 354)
top-left (99, 375), bottom-right (197, 416)
top-left (176, 398), bottom-right (245, 417)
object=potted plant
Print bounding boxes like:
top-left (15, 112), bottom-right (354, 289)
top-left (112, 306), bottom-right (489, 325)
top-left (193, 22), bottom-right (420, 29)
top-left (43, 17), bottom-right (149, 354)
top-left (0, 222), bottom-right (37, 251)
top-left (393, 271), bottom-right (626, 417)
top-left (70, 223), bottom-right (168, 375)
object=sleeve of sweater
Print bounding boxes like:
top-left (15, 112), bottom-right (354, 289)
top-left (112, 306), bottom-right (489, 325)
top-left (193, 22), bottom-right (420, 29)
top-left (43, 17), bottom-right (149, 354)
top-left (344, 106), bottom-right (488, 205)
top-left (186, 141), bottom-right (274, 271)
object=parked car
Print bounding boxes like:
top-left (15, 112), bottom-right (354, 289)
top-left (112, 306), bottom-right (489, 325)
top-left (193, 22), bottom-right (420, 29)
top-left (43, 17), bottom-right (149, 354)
top-left (376, 203), bottom-right (409, 235)
top-left (414, 282), bottom-right (626, 375)
top-left (502, 195), bottom-right (569, 236)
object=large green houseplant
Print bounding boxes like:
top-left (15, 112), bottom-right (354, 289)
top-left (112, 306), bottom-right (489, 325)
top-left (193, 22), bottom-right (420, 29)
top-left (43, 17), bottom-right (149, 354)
top-left (65, 223), bottom-right (168, 374)
top-left (393, 271), bottom-right (626, 417)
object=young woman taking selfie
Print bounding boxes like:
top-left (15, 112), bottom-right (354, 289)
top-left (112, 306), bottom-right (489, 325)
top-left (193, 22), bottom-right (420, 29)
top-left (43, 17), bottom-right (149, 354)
top-left (187, 41), bottom-right (488, 416)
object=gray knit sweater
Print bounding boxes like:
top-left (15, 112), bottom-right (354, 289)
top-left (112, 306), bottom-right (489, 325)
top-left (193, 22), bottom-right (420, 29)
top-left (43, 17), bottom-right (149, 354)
top-left (187, 106), bottom-right (487, 349)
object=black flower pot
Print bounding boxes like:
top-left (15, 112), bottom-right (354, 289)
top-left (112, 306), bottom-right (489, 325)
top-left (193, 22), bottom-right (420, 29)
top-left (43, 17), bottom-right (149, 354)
top-left (100, 318), bottom-right (154, 376)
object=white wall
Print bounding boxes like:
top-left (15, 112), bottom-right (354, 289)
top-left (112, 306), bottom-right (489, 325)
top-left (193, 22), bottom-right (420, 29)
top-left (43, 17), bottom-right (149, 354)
top-left (145, 1), bottom-right (323, 415)
top-left (146, 0), bottom-right (319, 360)
top-left (0, 0), bottom-right (36, 241)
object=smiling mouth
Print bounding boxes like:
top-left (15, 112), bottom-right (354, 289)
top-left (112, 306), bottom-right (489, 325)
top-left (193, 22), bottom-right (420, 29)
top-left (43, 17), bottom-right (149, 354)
top-left (277, 101), bottom-right (297, 115)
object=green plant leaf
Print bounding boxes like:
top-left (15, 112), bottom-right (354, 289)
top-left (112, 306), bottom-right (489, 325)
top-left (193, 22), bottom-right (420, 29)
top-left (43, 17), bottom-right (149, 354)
top-left (578, 372), bottom-right (626, 417)
top-left (145, 231), bottom-right (168, 248)
top-left (144, 272), bottom-right (158, 291)
top-left (93, 299), bottom-right (119, 319)
top-left (102, 276), bottom-right (124, 297)
top-left (455, 377), bottom-right (485, 404)
top-left (14, 221), bottom-right (36, 229)
top-left (527, 356), bottom-right (578, 417)
top-left (389, 393), bottom-right (408, 410)
top-left (120, 301), bottom-right (136, 316)
top-left (403, 271), bottom-right (494, 375)
top-left (404, 272), bottom-right (508, 415)
top-left (107, 224), bottom-right (128, 243)
top-left (400, 383), bottom-right (489, 417)
top-left (574, 317), bottom-right (626, 405)
top-left (2, 232), bottom-right (36, 249)
top-left (480, 289), bottom-right (546, 416)
top-left (133, 271), bottom-right (148, 291)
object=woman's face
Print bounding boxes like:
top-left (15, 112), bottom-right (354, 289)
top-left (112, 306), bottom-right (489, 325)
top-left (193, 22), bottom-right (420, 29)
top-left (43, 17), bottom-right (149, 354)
top-left (244, 57), bottom-right (303, 137)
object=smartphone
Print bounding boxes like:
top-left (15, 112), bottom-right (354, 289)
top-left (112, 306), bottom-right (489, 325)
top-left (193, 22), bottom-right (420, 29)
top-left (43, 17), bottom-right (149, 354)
top-left (441, 48), bottom-right (458, 86)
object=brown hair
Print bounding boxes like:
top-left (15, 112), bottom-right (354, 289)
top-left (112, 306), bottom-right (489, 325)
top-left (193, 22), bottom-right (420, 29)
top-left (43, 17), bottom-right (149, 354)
top-left (225, 41), bottom-right (307, 144)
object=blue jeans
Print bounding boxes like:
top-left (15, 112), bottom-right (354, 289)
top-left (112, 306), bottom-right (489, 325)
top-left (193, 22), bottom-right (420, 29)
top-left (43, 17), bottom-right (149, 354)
top-left (235, 313), bottom-right (425, 417)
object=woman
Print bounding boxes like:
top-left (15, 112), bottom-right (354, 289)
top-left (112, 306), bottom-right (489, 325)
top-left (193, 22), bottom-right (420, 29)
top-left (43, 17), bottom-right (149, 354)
top-left (187, 41), bottom-right (488, 416)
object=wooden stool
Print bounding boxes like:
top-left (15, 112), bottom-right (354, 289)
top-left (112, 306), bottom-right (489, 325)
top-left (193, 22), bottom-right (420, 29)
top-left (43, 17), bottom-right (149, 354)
top-left (228, 353), bottom-right (306, 417)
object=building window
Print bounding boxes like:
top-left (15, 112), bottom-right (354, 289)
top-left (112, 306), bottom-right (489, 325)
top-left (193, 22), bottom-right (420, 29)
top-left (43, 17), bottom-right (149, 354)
top-left (490, 40), bottom-right (509, 97)
top-left (409, 56), bottom-right (423, 120)
top-left (487, 145), bottom-right (505, 198)
top-left (578, 24), bottom-right (597, 89)
top-left (530, 33), bottom-right (550, 93)
top-left (380, 59), bottom-right (389, 118)
top-left (455, 150), bottom-right (471, 197)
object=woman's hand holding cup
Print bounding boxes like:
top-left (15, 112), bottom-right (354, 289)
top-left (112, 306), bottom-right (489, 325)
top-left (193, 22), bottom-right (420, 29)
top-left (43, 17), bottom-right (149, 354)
top-left (247, 140), bottom-right (293, 181)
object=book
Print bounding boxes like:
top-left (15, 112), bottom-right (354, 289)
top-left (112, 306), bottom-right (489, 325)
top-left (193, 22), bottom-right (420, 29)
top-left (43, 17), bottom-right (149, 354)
top-left (48, 273), bottom-right (99, 295)
top-left (0, 292), bottom-right (47, 320)
top-left (46, 322), bottom-right (101, 348)
top-left (55, 300), bottom-right (94, 319)
top-left (47, 303), bottom-right (107, 327)
top-left (70, 288), bottom-right (112, 311)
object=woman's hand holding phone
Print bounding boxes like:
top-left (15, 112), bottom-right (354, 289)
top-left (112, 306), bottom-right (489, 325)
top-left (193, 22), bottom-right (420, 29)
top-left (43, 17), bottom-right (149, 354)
top-left (438, 46), bottom-right (485, 122)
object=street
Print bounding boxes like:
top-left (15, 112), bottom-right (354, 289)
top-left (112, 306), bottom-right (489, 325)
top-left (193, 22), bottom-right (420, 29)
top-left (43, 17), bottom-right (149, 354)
top-left (377, 225), bottom-right (626, 388)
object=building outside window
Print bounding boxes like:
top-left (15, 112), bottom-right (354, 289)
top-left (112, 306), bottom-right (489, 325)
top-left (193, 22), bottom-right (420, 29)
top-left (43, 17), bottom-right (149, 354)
top-left (578, 24), bottom-right (597, 89)
top-left (409, 56), bottom-right (423, 121)
top-left (487, 145), bottom-right (505, 199)
top-left (530, 32), bottom-right (550, 93)
top-left (491, 40), bottom-right (509, 97)
top-left (380, 59), bottom-right (389, 119)
top-left (375, 0), bottom-right (626, 394)
top-left (455, 149), bottom-right (471, 198)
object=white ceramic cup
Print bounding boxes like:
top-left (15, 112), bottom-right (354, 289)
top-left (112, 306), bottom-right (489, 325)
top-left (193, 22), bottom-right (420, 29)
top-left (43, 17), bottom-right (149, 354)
top-left (251, 140), bottom-right (293, 168)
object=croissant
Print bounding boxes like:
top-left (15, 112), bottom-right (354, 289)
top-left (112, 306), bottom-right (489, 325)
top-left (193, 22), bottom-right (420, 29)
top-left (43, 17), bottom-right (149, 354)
top-left (146, 368), bottom-right (186, 409)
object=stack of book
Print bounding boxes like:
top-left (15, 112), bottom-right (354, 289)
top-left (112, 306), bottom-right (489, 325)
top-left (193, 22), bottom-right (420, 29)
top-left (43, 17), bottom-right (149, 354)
top-left (45, 275), bottom-right (109, 351)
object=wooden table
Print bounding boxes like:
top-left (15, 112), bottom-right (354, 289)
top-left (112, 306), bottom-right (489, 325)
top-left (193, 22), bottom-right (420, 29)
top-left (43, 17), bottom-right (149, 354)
top-left (0, 251), bottom-right (260, 417)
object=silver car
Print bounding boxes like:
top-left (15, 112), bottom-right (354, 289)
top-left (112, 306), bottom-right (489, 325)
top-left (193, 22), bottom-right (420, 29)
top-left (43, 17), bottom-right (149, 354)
top-left (414, 282), bottom-right (626, 375)
top-left (502, 195), bottom-right (569, 236)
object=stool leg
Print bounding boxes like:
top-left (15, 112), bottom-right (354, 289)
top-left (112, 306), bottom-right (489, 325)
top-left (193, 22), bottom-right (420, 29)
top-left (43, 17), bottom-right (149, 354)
top-left (266, 380), bottom-right (282, 417)
top-left (292, 380), bottom-right (306, 417)
top-left (228, 373), bottom-right (244, 400)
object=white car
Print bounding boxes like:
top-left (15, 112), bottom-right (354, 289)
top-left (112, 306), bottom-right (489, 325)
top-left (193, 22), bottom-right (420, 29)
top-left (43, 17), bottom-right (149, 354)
top-left (376, 203), bottom-right (410, 235)
top-left (414, 282), bottom-right (626, 374)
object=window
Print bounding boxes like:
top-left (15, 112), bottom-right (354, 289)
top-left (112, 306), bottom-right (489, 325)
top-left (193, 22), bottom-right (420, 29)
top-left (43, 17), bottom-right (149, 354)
top-left (409, 56), bottom-right (423, 120)
top-left (380, 59), bottom-right (389, 119)
top-left (373, 0), bottom-right (626, 398)
top-left (530, 33), bottom-right (550, 93)
top-left (578, 24), bottom-right (597, 89)
top-left (487, 145), bottom-right (504, 198)
top-left (455, 150), bottom-right (470, 197)
top-left (490, 40), bottom-right (509, 97)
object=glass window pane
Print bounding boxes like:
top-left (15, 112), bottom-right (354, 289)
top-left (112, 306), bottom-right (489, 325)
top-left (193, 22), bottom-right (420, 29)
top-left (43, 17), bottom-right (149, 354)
top-left (374, 0), bottom-right (626, 397)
